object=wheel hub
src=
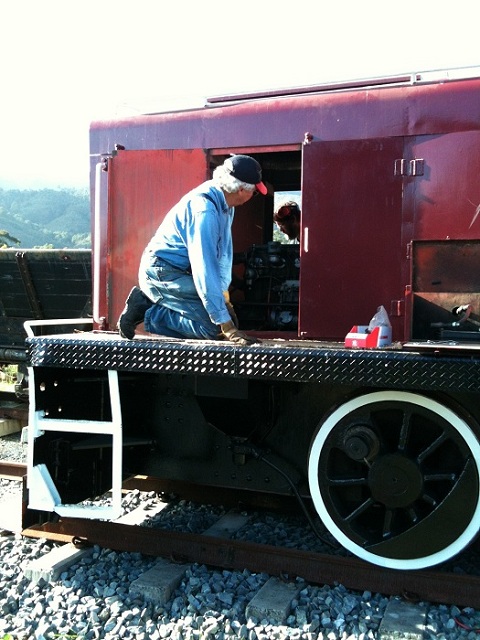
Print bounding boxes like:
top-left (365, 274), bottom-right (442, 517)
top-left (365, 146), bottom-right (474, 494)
top-left (369, 453), bottom-right (423, 508)
top-left (343, 425), bottom-right (379, 461)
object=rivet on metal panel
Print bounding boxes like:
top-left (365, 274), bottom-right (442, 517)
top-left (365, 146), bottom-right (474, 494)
top-left (303, 132), bottom-right (313, 145)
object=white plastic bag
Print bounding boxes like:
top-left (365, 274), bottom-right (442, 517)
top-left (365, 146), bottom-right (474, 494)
top-left (367, 305), bottom-right (391, 333)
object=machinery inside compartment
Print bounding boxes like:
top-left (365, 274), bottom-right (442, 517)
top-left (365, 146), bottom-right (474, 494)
top-left (411, 240), bottom-right (480, 341)
top-left (220, 150), bottom-right (302, 333)
top-left (233, 242), bottom-right (300, 331)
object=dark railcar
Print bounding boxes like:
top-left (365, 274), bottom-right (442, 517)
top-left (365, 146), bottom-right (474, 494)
top-left (0, 249), bottom-right (91, 359)
top-left (26, 68), bottom-right (480, 571)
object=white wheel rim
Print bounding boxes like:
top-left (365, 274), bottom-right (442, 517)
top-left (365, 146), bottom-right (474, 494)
top-left (308, 391), bottom-right (480, 570)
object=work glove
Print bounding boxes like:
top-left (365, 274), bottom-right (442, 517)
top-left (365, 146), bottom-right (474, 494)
top-left (223, 291), bottom-right (239, 328)
top-left (220, 321), bottom-right (260, 345)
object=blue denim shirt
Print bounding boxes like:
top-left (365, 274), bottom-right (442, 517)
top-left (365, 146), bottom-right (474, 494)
top-left (145, 180), bottom-right (233, 325)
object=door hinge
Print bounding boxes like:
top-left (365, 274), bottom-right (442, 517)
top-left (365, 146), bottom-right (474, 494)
top-left (394, 158), bottom-right (424, 177)
top-left (390, 299), bottom-right (404, 317)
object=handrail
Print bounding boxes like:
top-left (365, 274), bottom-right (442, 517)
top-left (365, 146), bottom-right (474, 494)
top-left (24, 318), bottom-right (93, 339)
top-left (206, 65), bottom-right (480, 105)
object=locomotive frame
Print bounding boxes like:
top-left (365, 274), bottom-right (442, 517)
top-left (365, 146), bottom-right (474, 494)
top-left (25, 66), bottom-right (480, 571)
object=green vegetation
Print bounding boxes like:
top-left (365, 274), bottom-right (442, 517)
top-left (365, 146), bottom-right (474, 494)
top-left (0, 230), bottom-right (21, 247)
top-left (0, 364), bottom-right (17, 383)
top-left (0, 188), bottom-right (91, 249)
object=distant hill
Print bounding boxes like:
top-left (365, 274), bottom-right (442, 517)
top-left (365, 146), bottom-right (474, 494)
top-left (0, 188), bottom-right (91, 248)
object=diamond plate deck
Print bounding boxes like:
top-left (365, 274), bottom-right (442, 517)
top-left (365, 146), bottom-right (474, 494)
top-left (26, 332), bottom-right (480, 393)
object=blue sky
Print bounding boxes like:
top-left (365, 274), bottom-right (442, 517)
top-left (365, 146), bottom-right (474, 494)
top-left (1, 0), bottom-right (479, 190)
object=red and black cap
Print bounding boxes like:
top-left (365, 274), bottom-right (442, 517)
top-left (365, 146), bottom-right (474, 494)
top-left (274, 201), bottom-right (300, 220)
top-left (224, 155), bottom-right (268, 195)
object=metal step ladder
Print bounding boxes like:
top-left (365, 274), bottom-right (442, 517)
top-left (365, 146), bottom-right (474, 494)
top-left (27, 364), bottom-right (123, 520)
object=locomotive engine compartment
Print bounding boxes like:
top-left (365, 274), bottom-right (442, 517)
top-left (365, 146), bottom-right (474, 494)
top-left (210, 151), bottom-right (302, 336)
top-left (410, 239), bottom-right (480, 342)
top-left (233, 242), bottom-right (300, 332)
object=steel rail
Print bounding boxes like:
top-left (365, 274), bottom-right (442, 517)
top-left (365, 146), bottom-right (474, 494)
top-left (0, 460), bottom-right (26, 480)
top-left (21, 515), bottom-right (480, 609)
top-left (7, 467), bottom-right (480, 608)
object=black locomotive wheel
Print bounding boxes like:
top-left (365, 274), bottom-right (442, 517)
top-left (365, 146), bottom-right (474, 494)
top-left (308, 391), bottom-right (480, 570)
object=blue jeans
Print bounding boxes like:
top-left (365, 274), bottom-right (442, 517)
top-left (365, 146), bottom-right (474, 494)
top-left (139, 252), bottom-right (219, 340)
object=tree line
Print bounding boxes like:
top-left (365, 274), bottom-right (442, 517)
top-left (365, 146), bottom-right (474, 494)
top-left (0, 187), bottom-right (91, 249)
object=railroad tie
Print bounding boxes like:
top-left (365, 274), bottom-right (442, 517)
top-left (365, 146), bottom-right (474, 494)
top-left (128, 509), bottom-right (304, 624)
top-left (129, 510), bottom-right (251, 605)
top-left (378, 597), bottom-right (427, 640)
top-left (129, 557), bottom-right (190, 604)
top-left (24, 542), bottom-right (94, 583)
top-left (245, 577), bottom-right (302, 625)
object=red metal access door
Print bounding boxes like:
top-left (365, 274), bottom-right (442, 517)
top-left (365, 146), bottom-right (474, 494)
top-left (299, 138), bottom-right (405, 340)
top-left (104, 149), bottom-right (208, 330)
top-left (405, 131), bottom-right (480, 240)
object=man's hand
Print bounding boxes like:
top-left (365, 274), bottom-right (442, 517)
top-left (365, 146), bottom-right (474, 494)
top-left (223, 291), bottom-right (239, 328)
top-left (220, 321), bottom-right (260, 345)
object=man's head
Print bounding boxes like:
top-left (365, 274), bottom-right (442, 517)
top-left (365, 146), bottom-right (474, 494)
top-left (274, 201), bottom-right (301, 240)
top-left (214, 155), bottom-right (267, 205)
top-left (224, 155), bottom-right (267, 195)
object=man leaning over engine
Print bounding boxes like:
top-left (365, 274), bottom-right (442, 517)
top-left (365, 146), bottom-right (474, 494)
top-left (117, 155), bottom-right (267, 346)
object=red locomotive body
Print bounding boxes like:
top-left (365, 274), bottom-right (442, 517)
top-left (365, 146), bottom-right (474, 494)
top-left (89, 69), bottom-right (480, 342)
top-left (26, 68), bottom-right (480, 571)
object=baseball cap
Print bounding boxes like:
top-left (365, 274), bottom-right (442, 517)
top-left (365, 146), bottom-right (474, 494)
top-left (274, 201), bottom-right (300, 220)
top-left (224, 155), bottom-right (267, 195)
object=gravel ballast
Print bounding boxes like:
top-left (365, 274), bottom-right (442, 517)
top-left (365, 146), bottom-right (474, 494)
top-left (0, 432), bottom-right (480, 639)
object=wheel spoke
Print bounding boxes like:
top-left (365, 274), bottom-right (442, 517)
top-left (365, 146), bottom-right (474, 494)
top-left (398, 408), bottom-right (412, 452)
top-left (344, 497), bottom-right (375, 523)
top-left (407, 507), bottom-right (418, 523)
top-left (417, 432), bottom-right (448, 464)
top-left (421, 493), bottom-right (437, 507)
top-left (382, 508), bottom-right (393, 538)
top-left (424, 472), bottom-right (457, 482)
top-left (327, 476), bottom-right (368, 487)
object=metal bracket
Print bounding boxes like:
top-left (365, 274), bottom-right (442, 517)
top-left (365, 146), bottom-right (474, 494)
top-left (394, 158), bottom-right (425, 177)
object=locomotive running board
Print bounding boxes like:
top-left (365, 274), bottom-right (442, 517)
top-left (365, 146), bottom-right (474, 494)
top-left (404, 340), bottom-right (480, 353)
